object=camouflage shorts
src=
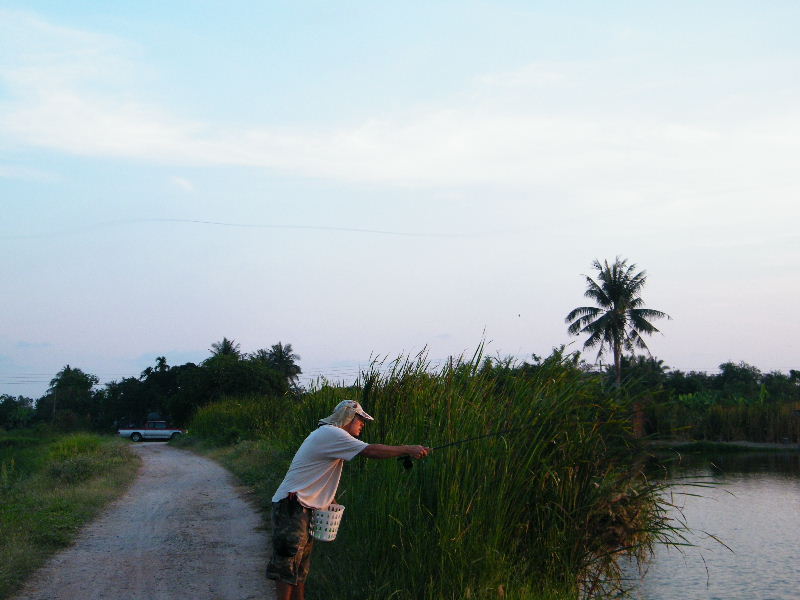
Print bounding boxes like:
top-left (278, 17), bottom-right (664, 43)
top-left (265, 497), bottom-right (315, 585)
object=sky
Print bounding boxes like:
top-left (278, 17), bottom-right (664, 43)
top-left (2, 1), bottom-right (799, 399)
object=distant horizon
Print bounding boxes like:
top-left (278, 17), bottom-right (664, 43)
top-left (3, 339), bottom-right (793, 401)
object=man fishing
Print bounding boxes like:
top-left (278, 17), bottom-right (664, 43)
top-left (267, 399), bottom-right (430, 600)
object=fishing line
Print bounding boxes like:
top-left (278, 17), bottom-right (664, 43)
top-left (399, 418), bottom-right (542, 470)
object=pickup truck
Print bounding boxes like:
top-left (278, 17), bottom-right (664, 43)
top-left (118, 421), bottom-right (186, 442)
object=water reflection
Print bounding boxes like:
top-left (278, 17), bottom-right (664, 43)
top-left (628, 451), bottom-right (800, 600)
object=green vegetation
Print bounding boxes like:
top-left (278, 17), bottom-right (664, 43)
top-left (614, 356), bottom-right (800, 442)
top-left (0, 431), bottom-right (139, 599)
top-left (183, 350), bottom-right (680, 600)
top-left (0, 396), bottom-right (35, 430)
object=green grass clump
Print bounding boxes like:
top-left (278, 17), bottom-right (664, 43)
top-left (48, 433), bottom-right (102, 460)
top-left (0, 432), bottom-right (139, 599)
top-left (189, 351), bottom-right (676, 599)
top-left (189, 395), bottom-right (292, 445)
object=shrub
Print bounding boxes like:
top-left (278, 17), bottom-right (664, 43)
top-left (48, 433), bottom-right (101, 461)
top-left (48, 455), bottom-right (97, 484)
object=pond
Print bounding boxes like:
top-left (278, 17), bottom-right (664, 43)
top-left (628, 451), bottom-right (800, 600)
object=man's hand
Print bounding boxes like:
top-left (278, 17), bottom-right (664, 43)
top-left (405, 445), bottom-right (431, 460)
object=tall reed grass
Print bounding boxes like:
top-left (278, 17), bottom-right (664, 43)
top-left (191, 351), bottom-right (677, 599)
top-left (190, 395), bottom-right (291, 445)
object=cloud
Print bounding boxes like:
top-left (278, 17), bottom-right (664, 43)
top-left (169, 176), bottom-right (194, 192)
top-left (475, 63), bottom-right (570, 88)
top-left (1, 9), bottom-right (799, 209)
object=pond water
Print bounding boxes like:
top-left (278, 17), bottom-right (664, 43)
top-left (628, 452), bottom-right (800, 600)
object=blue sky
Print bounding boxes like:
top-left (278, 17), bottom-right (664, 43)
top-left (2, 2), bottom-right (799, 398)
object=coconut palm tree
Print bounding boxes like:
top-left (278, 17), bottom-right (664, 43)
top-left (264, 342), bottom-right (302, 385)
top-left (209, 337), bottom-right (241, 358)
top-left (565, 257), bottom-right (670, 385)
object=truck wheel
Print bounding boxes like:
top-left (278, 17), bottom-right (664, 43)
top-left (170, 432), bottom-right (181, 440)
top-left (130, 432), bottom-right (143, 442)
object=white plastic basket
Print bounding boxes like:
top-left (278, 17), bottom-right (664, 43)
top-left (310, 503), bottom-right (345, 541)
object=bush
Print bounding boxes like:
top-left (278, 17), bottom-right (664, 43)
top-left (45, 435), bottom-right (127, 484)
top-left (48, 433), bottom-right (102, 461)
top-left (47, 456), bottom-right (97, 484)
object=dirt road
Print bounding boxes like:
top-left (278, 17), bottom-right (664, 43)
top-left (13, 443), bottom-right (273, 600)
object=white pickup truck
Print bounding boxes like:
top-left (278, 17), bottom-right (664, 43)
top-left (118, 421), bottom-right (186, 442)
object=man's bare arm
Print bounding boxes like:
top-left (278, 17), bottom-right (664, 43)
top-left (359, 444), bottom-right (430, 460)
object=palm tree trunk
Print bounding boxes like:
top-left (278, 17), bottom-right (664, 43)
top-left (614, 343), bottom-right (622, 386)
top-left (632, 393), bottom-right (650, 439)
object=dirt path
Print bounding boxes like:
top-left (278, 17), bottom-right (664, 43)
top-left (13, 443), bottom-right (273, 600)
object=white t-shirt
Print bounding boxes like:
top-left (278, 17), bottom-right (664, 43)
top-left (271, 425), bottom-right (369, 509)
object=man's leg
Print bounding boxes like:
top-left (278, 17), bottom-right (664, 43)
top-left (274, 580), bottom-right (305, 600)
top-left (294, 581), bottom-right (306, 600)
top-left (275, 579), bottom-right (294, 600)
top-left (268, 498), bottom-right (313, 599)
top-left (275, 580), bottom-right (293, 600)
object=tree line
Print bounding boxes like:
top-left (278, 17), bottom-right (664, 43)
top-left (501, 351), bottom-right (800, 442)
top-left (0, 339), bottom-right (302, 431)
top-left (611, 355), bottom-right (800, 404)
top-left (620, 356), bottom-right (800, 441)
top-left (2, 346), bottom-right (798, 440)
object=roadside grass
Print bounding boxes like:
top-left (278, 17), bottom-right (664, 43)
top-left (0, 431), bottom-right (140, 599)
top-left (186, 351), bottom-right (682, 600)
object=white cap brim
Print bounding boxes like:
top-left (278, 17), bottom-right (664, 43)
top-left (355, 407), bottom-right (374, 421)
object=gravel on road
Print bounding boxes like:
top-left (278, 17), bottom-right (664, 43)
top-left (13, 442), bottom-right (273, 600)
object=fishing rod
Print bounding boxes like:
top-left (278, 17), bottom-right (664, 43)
top-left (399, 420), bottom-right (541, 470)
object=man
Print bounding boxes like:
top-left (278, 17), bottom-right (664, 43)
top-left (266, 399), bottom-right (430, 600)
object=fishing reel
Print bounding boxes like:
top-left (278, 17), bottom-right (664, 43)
top-left (398, 455), bottom-right (414, 470)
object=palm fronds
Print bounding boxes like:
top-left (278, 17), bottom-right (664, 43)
top-left (566, 257), bottom-right (670, 384)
